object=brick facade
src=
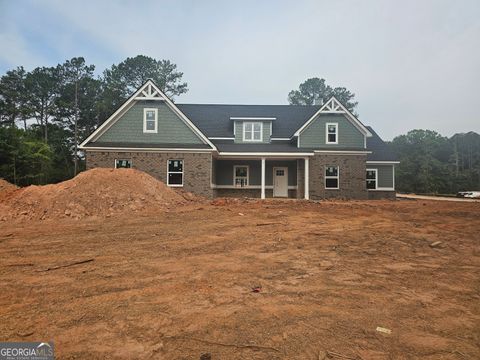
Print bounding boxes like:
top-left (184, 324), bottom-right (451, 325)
top-left (86, 151), bottom-right (213, 198)
top-left (368, 190), bottom-right (396, 200)
top-left (86, 151), bottom-right (393, 200)
top-left (308, 154), bottom-right (368, 200)
top-left (214, 188), bottom-right (297, 198)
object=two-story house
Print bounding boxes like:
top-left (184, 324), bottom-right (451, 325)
top-left (79, 80), bottom-right (398, 199)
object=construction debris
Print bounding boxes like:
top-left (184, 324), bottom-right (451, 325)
top-left (376, 326), bottom-right (392, 334)
top-left (429, 241), bottom-right (443, 248)
top-left (0, 168), bottom-right (188, 221)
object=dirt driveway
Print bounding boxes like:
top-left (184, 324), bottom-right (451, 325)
top-left (397, 194), bottom-right (480, 202)
top-left (0, 199), bottom-right (479, 359)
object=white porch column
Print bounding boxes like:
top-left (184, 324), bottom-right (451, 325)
top-left (304, 157), bottom-right (309, 200)
top-left (261, 157), bottom-right (266, 199)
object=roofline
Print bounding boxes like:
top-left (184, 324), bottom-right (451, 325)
top-left (80, 146), bottom-right (215, 153)
top-left (313, 150), bottom-right (372, 155)
top-left (366, 161), bottom-right (400, 164)
top-left (79, 79), bottom-right (217, 151)
top-left (292, 96), bottom-right (372, 138)
top-left (218, 152), bottom-right (314, 157)
top-left (229, 117), bottom-right (276, 121)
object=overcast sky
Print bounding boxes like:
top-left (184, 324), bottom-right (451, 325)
top-left (1, 0), bottom-right (479, 140)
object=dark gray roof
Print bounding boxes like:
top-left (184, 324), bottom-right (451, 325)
top-left (177, 104), bottom-right (320, 138)
top-left (84, 103), bottom-right (394, 159)
top-left (366, 127), bottom-right (397, 161)
top-left (84, 142), bottom-right (211, 149)
top-left (212, 140), bottom-right (310, 153)
top-left (211, 140), bottom-right (368, 153)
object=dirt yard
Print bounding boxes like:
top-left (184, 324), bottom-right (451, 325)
top-left (0, 198), bottom-right (479, 359)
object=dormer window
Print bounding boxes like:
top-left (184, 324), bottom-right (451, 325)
top-left (143, 108), bottom-right (158, 133)
top-left (243, 122), bottom-right (262, 142)
top-left (326, 123), bottom-right (338, 144)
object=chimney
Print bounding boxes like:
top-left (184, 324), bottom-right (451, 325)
top-left (314, 97), bottom-right (324, 106)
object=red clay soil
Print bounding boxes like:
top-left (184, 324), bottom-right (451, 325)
top-left (0, 198), bottom-right (479, 359)
top-left (0, 178), bottom-right (17, 193)
top-left (0, 168), bottom-right (188, 221)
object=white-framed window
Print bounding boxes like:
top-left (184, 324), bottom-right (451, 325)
top-left (366, 168), bottom-right (378, 190)
top-left (167, 159), bottom-right (183, 187)
top-left (233, 165), bottom-right (249, 187)
top-left (115, 159), bottom-right (132, 169)
top-left (143, 108), bottom-right (158, 133)
top-left (326, 122), bottom-right (338, 144)
top-left (243, 122), bottom-right (262, 142)
top-left (325, 165), bottom-right (339, 189)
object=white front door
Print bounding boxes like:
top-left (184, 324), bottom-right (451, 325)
top-left (273, 167), bottom-right (288, 197)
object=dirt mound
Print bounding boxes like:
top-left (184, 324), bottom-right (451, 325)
top-left (0, 178), bottom-right (17, 193)
top-left (0, 168), bottom-right (188, 220)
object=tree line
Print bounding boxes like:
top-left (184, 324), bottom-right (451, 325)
top-left (389, 130), bottom-right (480, 194)
top-left (1, 68), bottom-right (479, 193)
top-left (0, 55), bottom-right (188, 185)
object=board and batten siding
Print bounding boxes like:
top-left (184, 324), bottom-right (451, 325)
top-left (298, 113), bottom-right (364, 148)
top-left (234, 121), bottom-right (272, 143)
top-left (95, 101), bottom-right (204, 144)
top-left (214, 159), bottom-right (297, 186)
top-left (367, 164), bottom-right (395, 189)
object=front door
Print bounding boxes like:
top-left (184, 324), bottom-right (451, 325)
top-left (273, 167), bottom-right (288, 197)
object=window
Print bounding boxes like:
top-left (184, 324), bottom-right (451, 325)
top-left (243, 122), bottom-right (262, 142)
top-left (115, 159), bottom-right (131, 168)
top-left (366, 169), bottom-right (377, 190)
top-left (326, 123), bottom-right (338, 144)
top-left (234, 165), bottom-right (249, 187)
top-left (143, 108), bottom-right (158, 133)
top-left (325, 166), bottom-right (339, 189)
top-left (167, 159), bottom-right (183, 186)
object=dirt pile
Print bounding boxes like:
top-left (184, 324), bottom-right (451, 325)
top-left (0, 168), bottom-right (188, 220)
top-left (0, 179), bottom-right (17, 193)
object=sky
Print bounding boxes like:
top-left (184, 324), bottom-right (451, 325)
top-left (0, 0), bottom-right (479, 140)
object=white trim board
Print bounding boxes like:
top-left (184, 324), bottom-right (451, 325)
top-left (83, 147), bottom-right (214, 153)
top-left (230, 117), bottom-right (276, 121)
top-left (79, 79), bottom-right (216, 150)
top-left (313, 150), bottom-right (372, 155)
top-left (366, 161), bottom-right (400, 164)
top-left (212, 185), bottom-right (297, 190)
top-left (218, 152), bottom-right (314, 157)
top-left (293, 96), bottom-right (372, 138)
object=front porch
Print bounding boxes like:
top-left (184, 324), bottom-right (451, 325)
top-left (212, 156), bottom-right (311, 199)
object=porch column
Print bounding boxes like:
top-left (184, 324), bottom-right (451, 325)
top-left (304, 157), bottom-right (309, 200)
top-left (261, 157), bottom-right (266, 199)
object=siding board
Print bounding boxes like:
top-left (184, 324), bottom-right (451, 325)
top-left (299, 113), bottom-right (364, 148)
top-left (96, 101), bottom-right (204, 144)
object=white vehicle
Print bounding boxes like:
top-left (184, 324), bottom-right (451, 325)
top-left (457, 191), bottom-right (480, 199)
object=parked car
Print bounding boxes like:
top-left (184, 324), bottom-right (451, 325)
top-left (456, 191), bottom-right (480, 198)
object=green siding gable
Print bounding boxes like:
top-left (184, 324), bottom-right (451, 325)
top-left (234, 121), bottom-right (271, 143)
top-left (95, 101), bottom-right (204, 144)
top-left (299, 114), bottom-right (364, 148)
top-left (367, 164), bottom-right (394, 188)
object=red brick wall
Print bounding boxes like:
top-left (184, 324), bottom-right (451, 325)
top-left (86, 151), bottom-right (213, 198)
top-left (309, 154), bottom-right (368, 200)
